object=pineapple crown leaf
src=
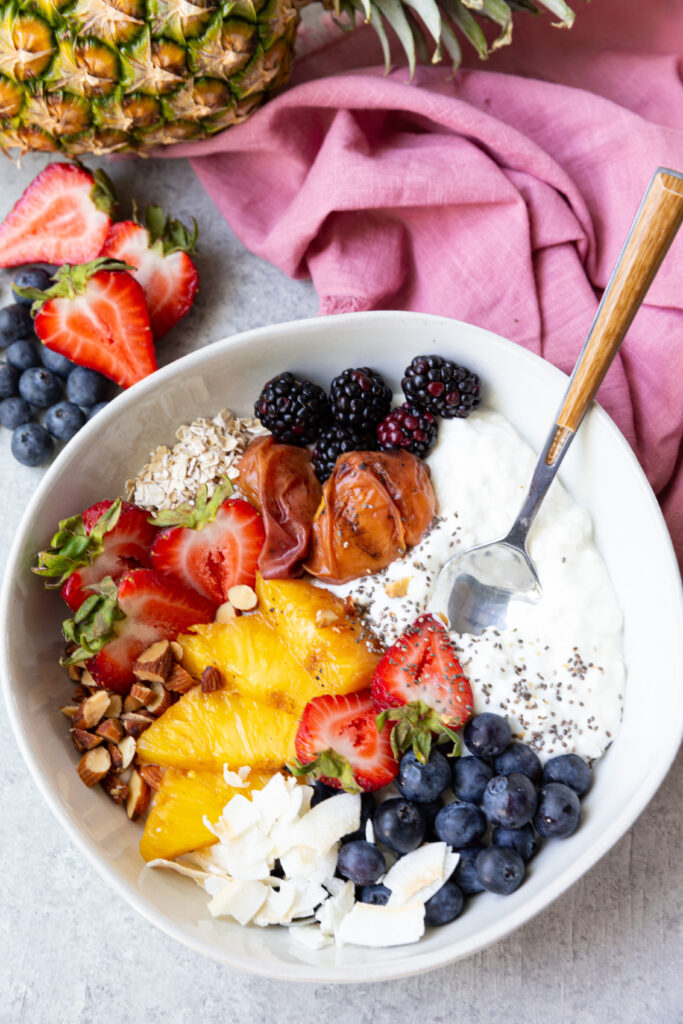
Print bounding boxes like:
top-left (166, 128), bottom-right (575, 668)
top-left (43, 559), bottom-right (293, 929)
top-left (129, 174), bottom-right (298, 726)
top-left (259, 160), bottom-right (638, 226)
top-left (61, 575), bottom-right (123, 665)
top-left (143, 205), bottom-right (199, 257)
top-left (287, 750), bottom-right (361, 794)
top-left (149, 476), bottom-right (233, 529)
top-left (33, 499), bottom-right (123, 588)
top-left (15, 259), bottom-right (135, 313)
top-left (91, 168), bottom-right (117, 217)
top-left (376, 699), bottom-right (462, 763)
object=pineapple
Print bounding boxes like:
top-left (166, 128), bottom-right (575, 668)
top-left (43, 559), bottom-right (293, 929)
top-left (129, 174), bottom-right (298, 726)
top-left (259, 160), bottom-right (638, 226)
top-left (180, 610), bottom-right (373, 710)
top-left (136, 684), bottom-right (299, 768)
top-left (140, 765), bottom-right (273, 861)
top-left (255, 574), bottom-right (383, 692)
top-left (0, 0), bottom-right (576, 155)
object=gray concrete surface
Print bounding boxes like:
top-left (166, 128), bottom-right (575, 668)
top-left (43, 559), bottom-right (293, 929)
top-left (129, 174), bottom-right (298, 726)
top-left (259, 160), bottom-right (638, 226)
top-left (0, 154), bottom-right (680, 1024)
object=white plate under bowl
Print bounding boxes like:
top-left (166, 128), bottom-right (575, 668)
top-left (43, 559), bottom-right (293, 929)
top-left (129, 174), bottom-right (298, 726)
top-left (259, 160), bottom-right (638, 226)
top-left (2, 312), bottom-right (681, 983)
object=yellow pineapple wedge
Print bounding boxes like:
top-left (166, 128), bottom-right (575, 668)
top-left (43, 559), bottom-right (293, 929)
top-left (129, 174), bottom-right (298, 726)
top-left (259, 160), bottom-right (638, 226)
top-left (255, 575), bottom-right (383, 692)
top-left (140, 767), bottom-right (273, 863)
top-left (136, 687), bottom-right (298, 771)
top-left (179, 612), bottom-right (371, 712)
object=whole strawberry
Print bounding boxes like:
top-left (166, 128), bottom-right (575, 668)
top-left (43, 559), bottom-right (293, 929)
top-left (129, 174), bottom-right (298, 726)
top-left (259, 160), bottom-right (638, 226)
top-left (101, 206), bottom-right (199, 340)
top-left (18, 258), bottom-right (157, 389)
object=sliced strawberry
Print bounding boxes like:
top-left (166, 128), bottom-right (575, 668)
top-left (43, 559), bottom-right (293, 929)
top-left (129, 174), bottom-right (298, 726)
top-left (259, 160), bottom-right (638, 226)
top-left (28, 259), bottom-right (157, 388)
top-left (101, 207), bottom-right (199, 339)
top-left (293, 690), bottom-right (399, 793)
top-left (150, 486), bottom-right (265, 604)
top-left (0, 164), bottom-right (115, 268)
top-left (62, 569), bottom-right (216, 694)
top-left (35, 498), bottom-right (157, 611)
top-left (372, 614), bottom-right (474, 762)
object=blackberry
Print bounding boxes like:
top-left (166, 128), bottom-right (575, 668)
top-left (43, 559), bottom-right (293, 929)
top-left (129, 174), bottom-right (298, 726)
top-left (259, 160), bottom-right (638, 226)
top-left (402, 354), bottom-right (481, 419)
top-left (312, 424), bottom-right (374, 482)
top-left (330, 367), bottom-right (392, 431)
top-left (376, 402), bottom-right (437, 459)
top-left (254, 371), bottom-right (330, 446)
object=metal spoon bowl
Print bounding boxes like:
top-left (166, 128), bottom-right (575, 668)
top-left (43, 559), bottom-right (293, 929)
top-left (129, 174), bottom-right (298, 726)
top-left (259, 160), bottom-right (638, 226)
top-left (430, 167), bottom-right (683, 635)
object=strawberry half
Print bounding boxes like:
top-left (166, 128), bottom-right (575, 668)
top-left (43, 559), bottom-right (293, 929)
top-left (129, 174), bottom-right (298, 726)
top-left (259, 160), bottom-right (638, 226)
top-left (0, 164), bottom-right (115, 268)
top-left (62, 568), bottom-right (216, 694)
top-left (292, 690), bottom-right (399, 793)
top-left (34, 498), bottom-right (157, 612)
top-left (21, 258), bottom-right (157, 389)
top-left (372, 614), bottom-right (474, 763)
top-left (101, 206), bottom-right (199, 339)
top-left (150, 482), bottom-right (265, 604)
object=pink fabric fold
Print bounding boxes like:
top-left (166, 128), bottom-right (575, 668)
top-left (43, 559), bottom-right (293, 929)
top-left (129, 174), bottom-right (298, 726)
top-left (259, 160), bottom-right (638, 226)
top-left (162, 1), bottom-right (683, 564)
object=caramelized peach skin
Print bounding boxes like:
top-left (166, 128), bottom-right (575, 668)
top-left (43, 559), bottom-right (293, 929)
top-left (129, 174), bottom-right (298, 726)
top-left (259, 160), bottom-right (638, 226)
top-left (305, 451), bottom-right (436, 585)
top-left (237, 436), bottom-right (322, 578)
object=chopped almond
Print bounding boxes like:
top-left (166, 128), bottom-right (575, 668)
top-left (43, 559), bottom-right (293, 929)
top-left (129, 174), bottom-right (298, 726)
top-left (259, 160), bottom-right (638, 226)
top-left (227, 584), bottom-right (257, 611)
top-left (139, 764), bottom-right (164, 791)
top-left (102, 774), bottom-right (129, 804)
top-left (201, 665), bottom-right (224, 694)
top-left (146, 681), bottom-right (171, 716)
top-left (165, 663), bottom-right (195, 694)
top-left (66, 662), bottom-right (82, 683)
top-left (71, 682), bottom-right (90, 703)
top-left (121, 711), bottom-right (154, 738)
top-left (72, 689), bottom-right (110, 730)
top-left (104, 693), bottom-right (122, 718)
top-left (130, 682), bottom-right (155, 705)
top-left (96, 718), bottom-right (125, 743)
top-left (72, 728), bottom-right (103, 753)
top-left (170, 640), bottom-right (184, 661)
top-left (60, 705), bottom-right (79, 719)
top-left (215, 601), bottom-right (237, 623)
top-left (132, 639), bottom-right (173, 683)
top-left (126, 769), bottom-right (151, 820)
top-left (77, 746), bottom-right (111, 787)
top-left (80, 670), bottom-right (97, 688)
top-left (123, 694), bottom-right (143, 713)
top-left (108, 742), bottom-right (124, 772)
top-left (117, 735), bottom-right (136, 771)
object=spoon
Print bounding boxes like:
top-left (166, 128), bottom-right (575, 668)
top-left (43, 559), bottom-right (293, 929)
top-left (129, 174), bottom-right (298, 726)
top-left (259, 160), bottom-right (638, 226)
top-left (430, 167), bottom-right (683, 635)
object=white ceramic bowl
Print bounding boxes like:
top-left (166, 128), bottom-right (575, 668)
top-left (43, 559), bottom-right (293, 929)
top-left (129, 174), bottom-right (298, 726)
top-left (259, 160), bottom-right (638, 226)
top-left (2, 312), bottom-right (682, 983)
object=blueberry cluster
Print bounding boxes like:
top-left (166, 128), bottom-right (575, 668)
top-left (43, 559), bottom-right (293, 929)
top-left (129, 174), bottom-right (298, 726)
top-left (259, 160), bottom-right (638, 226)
top-left (254, 355), bottom-right (482, 481)
top-left (0, 270), bottom-right (111, 466)
top-left (318, 712), bottom-right (591, 929)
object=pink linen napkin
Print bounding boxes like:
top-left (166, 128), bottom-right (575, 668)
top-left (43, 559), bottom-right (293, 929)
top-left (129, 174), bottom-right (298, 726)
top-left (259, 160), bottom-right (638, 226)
top-left (164, 0), bottom-right (683, 564)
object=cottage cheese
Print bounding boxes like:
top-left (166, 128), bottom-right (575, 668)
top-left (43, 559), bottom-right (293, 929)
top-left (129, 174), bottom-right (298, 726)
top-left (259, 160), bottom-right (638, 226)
top-left (333, 410), bottom-right (624, 762)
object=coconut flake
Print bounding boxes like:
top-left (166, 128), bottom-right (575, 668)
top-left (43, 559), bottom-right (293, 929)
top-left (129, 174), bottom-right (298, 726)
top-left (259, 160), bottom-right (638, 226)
top-left (336, 900), bottom-right (426, 947)
top-left (385, 843), bottom-right (459, 908)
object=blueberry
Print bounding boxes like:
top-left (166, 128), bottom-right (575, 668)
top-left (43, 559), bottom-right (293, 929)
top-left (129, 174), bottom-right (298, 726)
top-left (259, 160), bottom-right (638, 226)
top-left (18, 366), bottom-right (63, 408)
top-left (494, 743), bottom-right (542, 785)
top-left (12, 267), bottom-right (52, 303)
top-left (534, 783), bottom-right (581, 839)
top-left (453, 845), bottom-right (486, 894)
top-left (45, 401), bottom-right (86, 440)
top-left (0, 396), bottom-right (32, 429)
top-left (475, 846), bottom-right (525, 895)
top-left (310, 780), bottom-right (339, 807)
top-left (435, 801), bottom-right (487, 848)
top-left (343, 792), bottom-right (376, 842)
top-left (337, 840), bottom-right (385, 885)
top-left (482, 773), bottom-right (537, 829)
top-left (11, 422), bottom-right (54, 466)
top-left (86, 401), bottom-right (109, 420)
top-left (396, 749), bottom-right (451, 803)
top-left (492, 823), bottom-right (538, 862)
top-left (41, 346), bottom-right (74, 378)
top-left (0, 363), bottom-right (20, 399)
top-left (7, 339), bottom-right (41, 371)
top-left (543, 754), bottom-right (592, 797)
top-left (452, 756), bottom-right (494, 803)
top-left (66, 366), bottom-right (108, 406)
top-left (424, 882), bottom-right (464, 927)
top-left (463, 713), bottom-right (511, 759)
top-left (359, 883), bottom-right (391, 906)
top-left (0, 303), bottom-right (33, 346)
top-left (373, 798), bottom-right (425, 854)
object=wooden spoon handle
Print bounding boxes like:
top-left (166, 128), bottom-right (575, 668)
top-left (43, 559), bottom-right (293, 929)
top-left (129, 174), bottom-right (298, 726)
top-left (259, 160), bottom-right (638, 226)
top-left (546, 168), bottom-right (683, 464)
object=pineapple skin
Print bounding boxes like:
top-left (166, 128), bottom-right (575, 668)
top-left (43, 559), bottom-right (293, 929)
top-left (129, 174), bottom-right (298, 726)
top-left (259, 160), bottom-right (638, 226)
top-left (0, 0), bottom-right (300, 154)
top-left (140, 765), bottom-right (273, 861)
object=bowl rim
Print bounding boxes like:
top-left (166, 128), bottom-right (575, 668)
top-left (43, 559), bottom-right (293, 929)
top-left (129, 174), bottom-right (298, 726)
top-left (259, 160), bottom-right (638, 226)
top-left (2, 310), bottom-right (682, 983)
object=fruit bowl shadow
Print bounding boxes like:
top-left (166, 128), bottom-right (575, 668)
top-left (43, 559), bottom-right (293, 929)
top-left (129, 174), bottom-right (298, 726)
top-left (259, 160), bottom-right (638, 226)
top-left (2, 311), bottom-right (682, 983)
